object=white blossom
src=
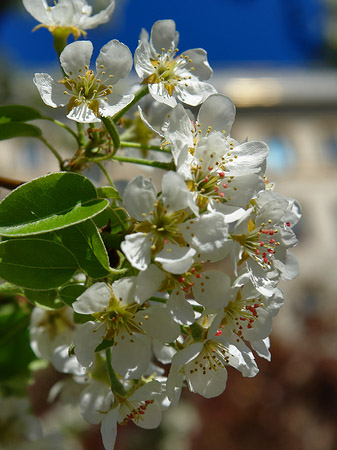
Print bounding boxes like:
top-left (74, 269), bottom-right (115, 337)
top-left (72, 281), bottom-right (151, 377)
top-left (22, 0), bottom-right (115, 38)
top-left (34, 39), bottom-right (134, 122)
top-left (121, 171), bottom-right (198, 273)
top-left (164, 98), bottom-right (269, 214)
top-left (134, 19), bottom-right (217, 107)
top-left (167, 317), bottom-right (257, 400)
top-left (79, 378), bottom-right (164, 450)
top-left (230, 190), bottom-right (301, 287)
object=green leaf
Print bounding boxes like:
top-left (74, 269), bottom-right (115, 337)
top-left (59, 284), bottom-right (86, 306)
top-left (0, 304), bottom-right (36, 385)
top-left (24, 288), bottom-right (64, 310)
top-left (0, 105), bottom-right (43, 122)
top-left (0, 238), bottom-right (78, 290)
top-left (97, 186), bottom-right (121, 200)
top-left (93, 205), bottom-right (128, 234)
top-left (0, 172), bottom-right (109, 237)
top-left (0, 122), bottom-right (42, 140)
top-left (59, 285), bottom-right (90, 324)
top-left (56, 220), bottom-right (110, 279)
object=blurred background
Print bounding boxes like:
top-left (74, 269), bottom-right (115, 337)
top-left (1, 0), bottom-right (337, 449)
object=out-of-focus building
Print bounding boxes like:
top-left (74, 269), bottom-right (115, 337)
top-left (212, 68), bottom-right (337, 351)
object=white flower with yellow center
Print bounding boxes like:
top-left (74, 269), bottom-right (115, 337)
top-left (34, 39), bottom-right (134, 123)
top-left (121, 171), bottom-right (199, 273)
top-left (72, 279), bottom-right (180, 378)
top-left (22, 0), bottom-right (115, 39)
top-left (30, 305), bottom-right (74, 360)
top-left (167, 318), bottom-right (257, 399)
top-left (164, 97), bottom-right (269, 214)
top-left (214, 274), bottom-right (284, 360)
top-left (231, 190), bottom-right (301, 287)
top-left (80, 378), bottom-right (164, 450)
top-left (134, 19), bottom-right (217, 107)
top-left (72, 281), bottom-right (151, 377)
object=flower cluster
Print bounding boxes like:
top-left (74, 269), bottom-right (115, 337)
top-left (19, 5), bottom-right (301, 450)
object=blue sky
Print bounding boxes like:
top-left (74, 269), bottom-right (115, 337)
top-left (0, 0), bottom-right (325, 70)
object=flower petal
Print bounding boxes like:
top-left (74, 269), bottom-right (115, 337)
top-left (198, 94), bottom-right (235, 135)
top-left (167, 290), bottom-right (195, 325)
top-left (33, 73), bottom-right (68, 108)
top-left (110, 334), bottom-right (151, 379)
top-left (73, 321), bottom-right (106, 367)
top-left (180, 48), bottom-right (213, 81)
top-left (51, 345), bottom-right (86, 376)
top-left (155, 244), bottom-right (196, 274)
top-left (135, 264), bottom-right (166, 303)
top-left (22, 0), bottom-right (51, 24)
top-left (134, 40), bottom-right (154, 79)
top-left (82, 1), bottom-right (115, 30)
top-left (60, 40), bottom-right (93, 77)
top-left (123, 175), bottom-right (157, 220)
top-left (161, 171), bottom-right (199, 216)
top-left (80, 381), bottom-right (113, 424)
top-left (121, 233), bottom-right (152, 271)
top-left (136, 305), bottom-right (181, 342)
top-left (101, 408), bottom-right (119, 450)
top-left (73, 282), bottom-right (111, 315)
top-left (182, 212), bottom-right (231, 263)
top-left (175, 78), bottom-right (217, 106)
top-left (67, 103), bottom-right (98, 123)
top-left (186, 360), bottom-right (228, 398)
top-left (133, 400), bottom-right (162, 429)
top-left (148, 84), bottom-right (177, 107)
top-left (96, 40), bottom-right (133, 84)
top-left (150, 19), bottom-right (179, 54)
top-left (99, 94), bottom-right (134, 118)
top-left (192, 271), bottom-right (231, 310)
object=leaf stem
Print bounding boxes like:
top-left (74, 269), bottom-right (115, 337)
top-left (38, 136), bottom-right (63, 169)
top-left (97, 162), bottom-right (114, 187)
top-left (105, 349), bottom-right (126, 396)
top-left (110, 155), bottom-right (173, 171)
top-left (77, 122), bottom-right (86, 147)
top-left (120, 141), bottom-right (171, 153)
top-left (42, 117), bottom-right (80, 145)
top-left (52, 30), bottom-right (68, 60)
top-left (113, 86), bottom-right (149, 123)
top-left (101, 116), bottom-right (120, 155)
top-left (0, 176), bottom-right (24, 190)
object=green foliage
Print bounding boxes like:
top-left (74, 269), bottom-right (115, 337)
top-left (56, 220), bottom-right (110, 279)
top-left (0, 239), bottom-right (78, 289)
top-left (0, 172), bottom-right (109, 237)
top-left (0, 105), bottom-right (43, 122)
top-left (0, 303), bottom-right (36, 388)
top-left (0, 105), bottom-right (44, 141)
top-left (59, 284), bottom-right (90, 323)
top-left (59, 284), bottom-right (87, 306)
top-left (94, 204), bottom-right (128, 234)
top-left (0, 122), bottom-right (42, 140)
top-left (97, 186), bottom-right (122, 201)
top-left (24, 289), bottom-right (64, 310)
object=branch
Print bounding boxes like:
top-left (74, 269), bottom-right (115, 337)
top-left (0, 176), bottom-right (24, 190)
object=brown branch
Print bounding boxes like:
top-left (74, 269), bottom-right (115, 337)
top-left (0, 176), bottom-right (25, 190)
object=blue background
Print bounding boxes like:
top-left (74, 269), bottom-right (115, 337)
top-left (0, 0), bottom-right (326, 70)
